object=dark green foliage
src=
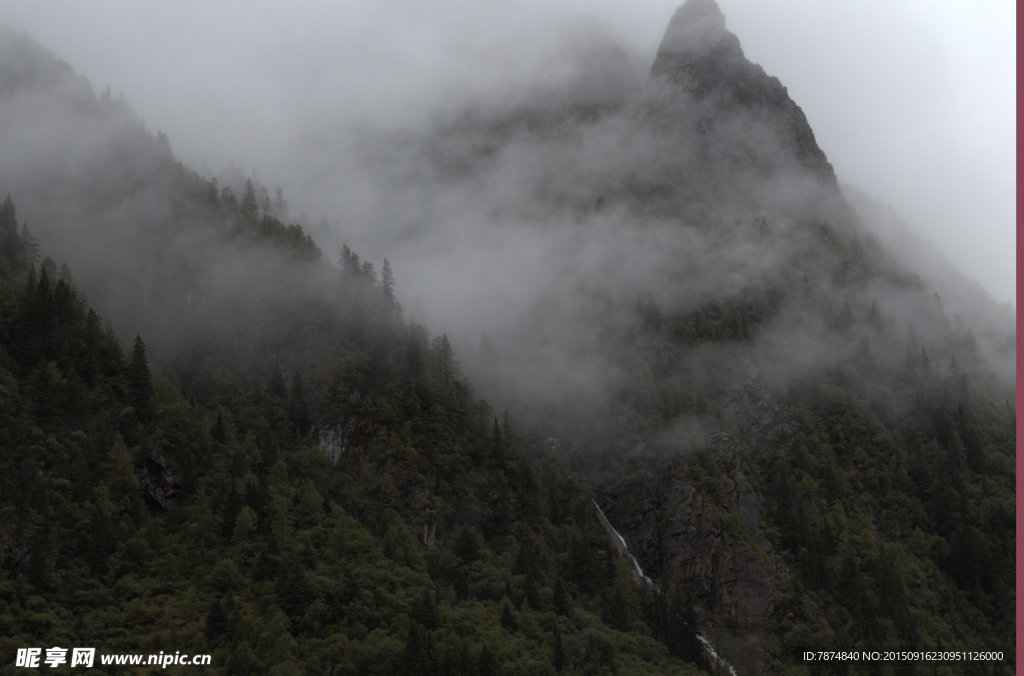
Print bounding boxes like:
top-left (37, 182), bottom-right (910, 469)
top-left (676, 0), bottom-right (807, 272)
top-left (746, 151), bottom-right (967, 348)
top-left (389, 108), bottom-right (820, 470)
top-left (552, 576), bottom-right (570, 616)
top-left (500, 601), bottom-right (518, 632)
top-left (127, 334), bottom-right (153, 420)
top-left (288, 371), bottom-right (308, 432)
top-left (411, 590), bottom-right (439, 630)
top-left (0, 194), bottom-right (701, 675)
top-left (0, 24), bottom-right (1012, 673)
top-left (0, 193), bottom-right (25, 267)
top-left (240, 178), bottom-right (258, 215)
top-left (641, 586), bottom-right (705, 667)
top-left (381, 257), bottom-right (397, 315)
top-left (553, 624), bottom-right (566, 671)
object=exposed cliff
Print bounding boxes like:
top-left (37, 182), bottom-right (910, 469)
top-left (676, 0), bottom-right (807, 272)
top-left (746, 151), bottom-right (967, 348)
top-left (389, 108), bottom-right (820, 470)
top-left (645, 0), bottom-right (838, 212)
top-left (578, 1), bottom-right (1014, 670)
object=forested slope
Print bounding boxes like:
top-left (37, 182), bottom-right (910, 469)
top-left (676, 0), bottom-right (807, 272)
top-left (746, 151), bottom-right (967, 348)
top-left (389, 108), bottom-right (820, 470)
top-left (0, 185), bottom-right (709, 674)
top-left (0, 3), bottom-right (1016, 673)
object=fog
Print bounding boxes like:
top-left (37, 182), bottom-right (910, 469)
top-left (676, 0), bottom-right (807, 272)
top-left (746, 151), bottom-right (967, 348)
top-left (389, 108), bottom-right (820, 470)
top-left (0, 0), bottom-right (1011, 307)
top-left (0, 0), bottom-right (1013, 433)
top-left (0, 7), bottom-right (1012, 668)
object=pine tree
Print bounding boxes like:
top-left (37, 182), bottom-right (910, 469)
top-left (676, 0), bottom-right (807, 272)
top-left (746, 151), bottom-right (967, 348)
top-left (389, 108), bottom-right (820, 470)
top-left (553, 576), bottom-right (570, 616)
top-left (288, 372), bottom-right (309, 433)
top-left (20, 223), bottom-right (39, 265)
top-left (0, 193), bottom-right (24, 265)
top-left (87, 501), bottom-right (113, 575)
top-left (339, 244), bottom-right (362, 277)
top-left (205, 598), bottom-right (229, 647)
top-left (128, 334), bottom-right (154, 420)
top-left (553, 624), bottom-right (566, 671)
top-left (402, 621), bottom-right (437, 676)
top-left (436, 334), bottom-right (455, 388)
top-left (266, 362), bottom-right (286, 398)
top-left (477, 645), bottom-right (498, 676)
top-left (206, 178), bottom-right (220, 205)
top-left (272, 186), bottom-right (289, 220)
top-left (211, 410), bottom-right (227, 445)
top-left (500, 601), bottom-right (518, 632)
top-left (411, 590), bottom-right (439, 630)
top-left (241, 178), bottom-right (258, 215)
top-left (381, 258), bottom-right (397, 314)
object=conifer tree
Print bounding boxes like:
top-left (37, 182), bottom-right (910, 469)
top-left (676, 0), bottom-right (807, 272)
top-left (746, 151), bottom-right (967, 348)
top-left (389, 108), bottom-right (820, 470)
top-left (241, 178), bottom-right (258, 215)
top-left (20, 224), bottom-right (39, 265)
top-left (339, 244), bottom-right (362, 277)
top-left (381, 258), bottom-right (397, 313)
top-left (205, 598), bottom-right (229, 647)
top-left (437, 334), bottom-right (455, 388)
top-left (553, 624), bottom-right (566, 671)
top-left (500, 601), bottom-right (518, 632)
top-left (267, 363), bottom-right (286, 398)
top-left (0, 193), bottom-right (24, 264)
top-left (128, 334), bottom-right (154, 420)
top-left (206, 178), bottom-right (220, 205)
top-left (272, 186), bottom-right (288, 220)
top-left (288, 372), bottom-right (309, 432)
top-left (553, 576), bottom-right (570, 616)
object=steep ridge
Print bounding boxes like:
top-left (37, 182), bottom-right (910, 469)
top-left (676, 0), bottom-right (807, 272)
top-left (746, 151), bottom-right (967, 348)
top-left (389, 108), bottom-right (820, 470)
top-left (649, 0), bottom-right (835, 184)
top-left (0, 27), bottom-right (713, 675)
top-left (488, 0), bottom-right (1014, 671)
top-left (381, 7), bottom-right (1015, 670)
top-left (0, 3), bottom-right (1014, 673)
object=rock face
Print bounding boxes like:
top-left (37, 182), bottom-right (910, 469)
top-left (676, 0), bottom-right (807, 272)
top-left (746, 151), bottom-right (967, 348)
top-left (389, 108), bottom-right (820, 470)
top-left (594, 460), bottom-right (788, 674)
top-left (597, 467), bottom-right (782, 630)
top-left (312, 418), bottom-right (361, 464)
top-left (591, 363), bottom-right (800, 669)
top-left (648, 0), bottom-right (836, 185)
top-left (142, 451), bottom-right (181, 513)
top-left (582, 5), bottom-right (859, 668)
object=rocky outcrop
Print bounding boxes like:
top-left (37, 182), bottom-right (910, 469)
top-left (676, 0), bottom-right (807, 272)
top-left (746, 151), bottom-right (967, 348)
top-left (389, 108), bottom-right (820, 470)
top-left (664, 476), bottom-right (782, 626)
top-left (717, 358), bottom-right (793, 455)
top-left (142, 451), bottom-right (180, 513)
top-left (312, 418), bottom-right (360, 464)
top-left (647, 0), bottom-right (837, 186)
top-left (593, 461), bottom-right (786, 674)
top-left (597, 464), bottom-right (783, 630)
top-left (588, 353), bottom-right (802, 673)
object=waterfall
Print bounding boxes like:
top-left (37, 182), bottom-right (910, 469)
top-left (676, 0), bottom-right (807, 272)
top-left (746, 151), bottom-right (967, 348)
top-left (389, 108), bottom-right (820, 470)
top-left (592, 499), bottom-right (656, 587)
top-left (592, 500), bottom-right (739, 676)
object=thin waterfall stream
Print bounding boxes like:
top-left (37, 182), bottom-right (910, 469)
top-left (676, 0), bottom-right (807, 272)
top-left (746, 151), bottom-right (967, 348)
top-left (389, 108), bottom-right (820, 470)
top-left (592, 500), bottom-right (739, 676)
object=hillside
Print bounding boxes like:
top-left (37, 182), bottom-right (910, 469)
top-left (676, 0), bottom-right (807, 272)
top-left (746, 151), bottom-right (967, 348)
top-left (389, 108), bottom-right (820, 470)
top-left (0, 24), bottom-right (711, 676)
top-left (0, 1), bottom-right (1016, 673)
top-left (388, 0), bottom-right (1016, 670)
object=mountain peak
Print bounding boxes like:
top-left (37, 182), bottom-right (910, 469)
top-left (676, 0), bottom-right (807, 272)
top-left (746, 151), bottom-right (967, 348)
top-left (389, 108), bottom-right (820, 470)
top-left (655, 0), bottom-right (730, 57)
top-left (649, 1), bottom-right (837, 184)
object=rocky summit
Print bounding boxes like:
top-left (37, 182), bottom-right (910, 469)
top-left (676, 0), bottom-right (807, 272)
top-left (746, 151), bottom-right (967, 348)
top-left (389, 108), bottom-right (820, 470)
top-left (650, 0), bottom-right (836, 184)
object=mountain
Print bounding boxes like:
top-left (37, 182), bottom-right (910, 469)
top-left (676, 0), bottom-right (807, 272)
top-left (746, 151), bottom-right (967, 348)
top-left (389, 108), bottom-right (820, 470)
top-left (0, 1), bottom-right (1015, 673)
top-left (567, 2), bottom-right (1015, 670)
top-left (0, 24), bottom-right (711, 675)
top-left (398, 0), bottom-right (1014, 670)
top-left (650, 0), bottom-right (835, 184)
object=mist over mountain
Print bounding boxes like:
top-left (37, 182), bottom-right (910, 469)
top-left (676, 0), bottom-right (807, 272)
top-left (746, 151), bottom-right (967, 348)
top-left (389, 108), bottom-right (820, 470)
top-left (0, 1), bottom-right (1015, 672)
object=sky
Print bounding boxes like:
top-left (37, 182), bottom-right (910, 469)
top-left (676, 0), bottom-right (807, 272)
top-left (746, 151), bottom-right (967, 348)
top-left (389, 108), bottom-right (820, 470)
top-left (0, 0), bottom-right (1015, 305)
